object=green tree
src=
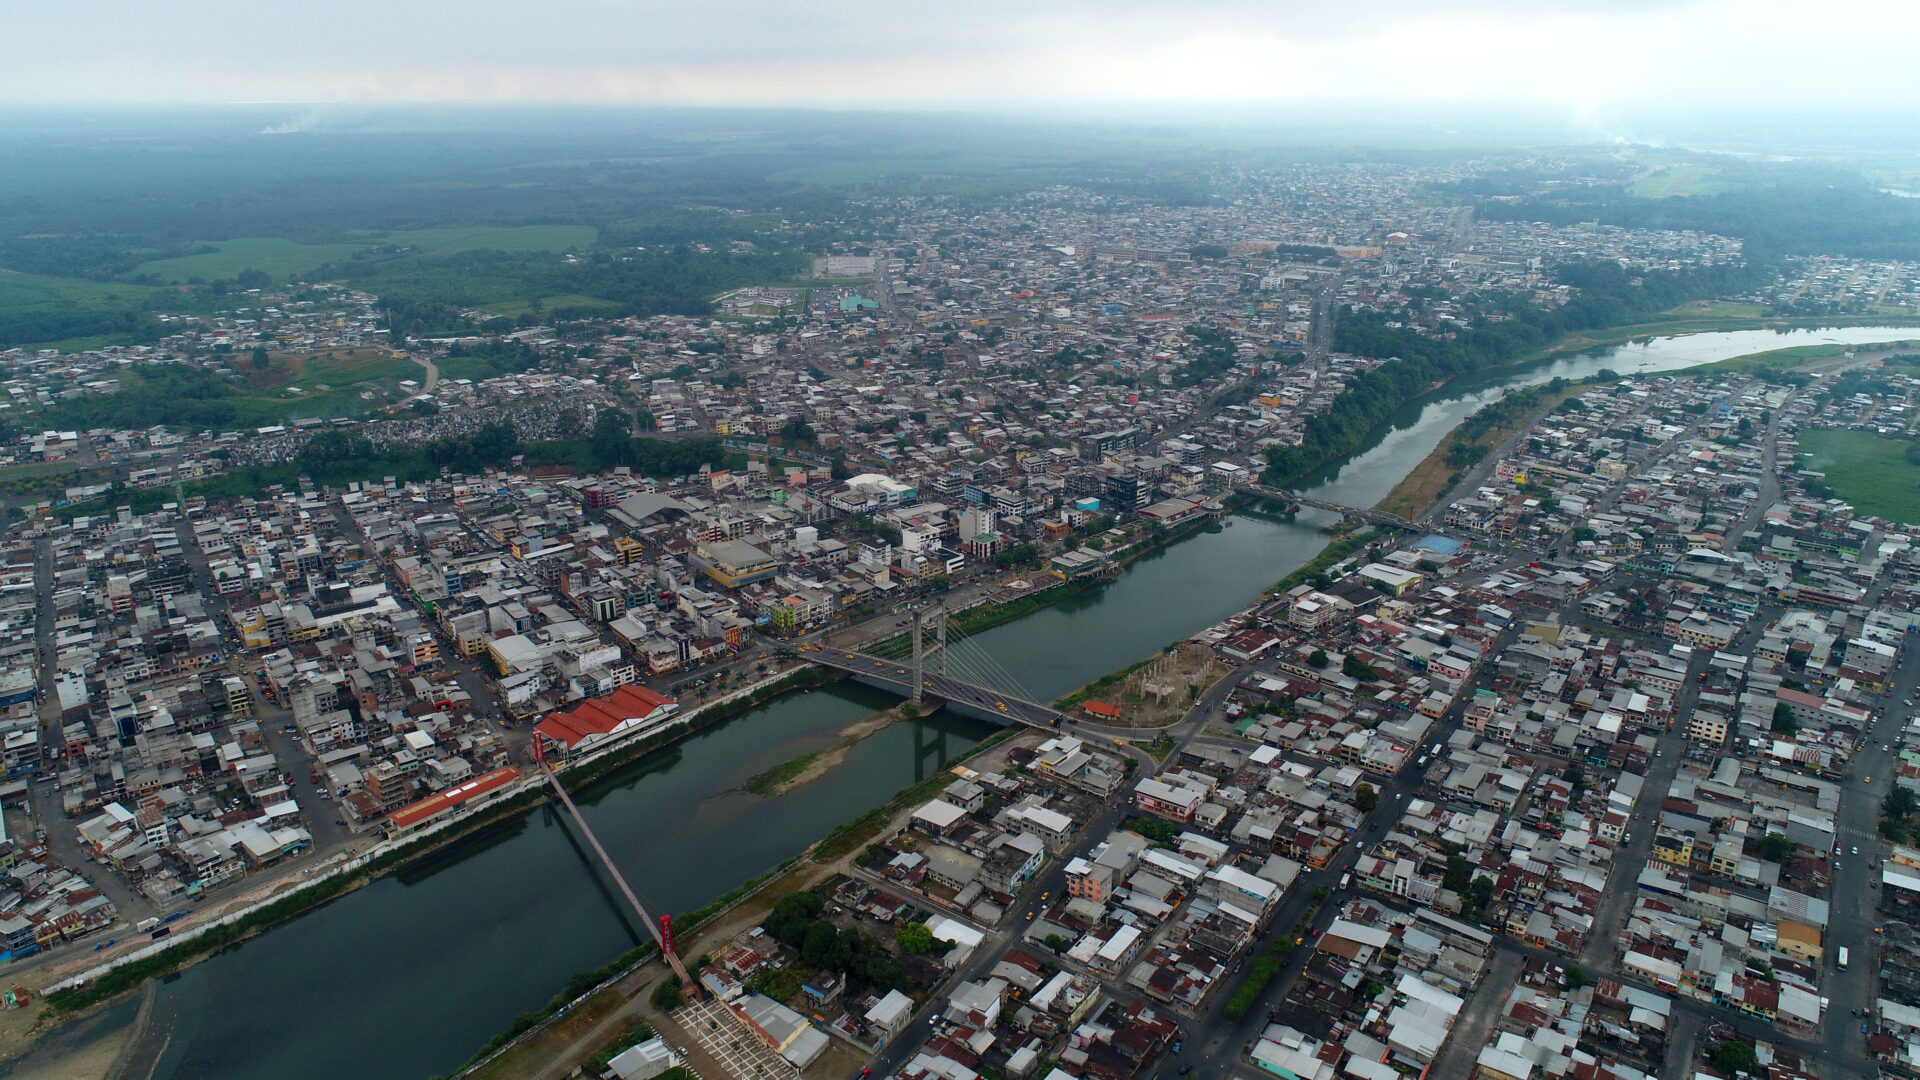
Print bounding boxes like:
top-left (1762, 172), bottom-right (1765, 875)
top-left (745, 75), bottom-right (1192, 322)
top-left (896, 922), bottom-right (938, 955)
top-left (250, 345), bottom-right (270, 370)
top-left (1354, 782), bottom-right (1379, 813)
top-left (591, 407), bottom-right (632, 466)
top-left (1342, 655), bottom-right (1377, 681)
top-left (1758, 832), bottom-right (1793, 862)
top-left (651, 976), bottom-right (682, 1011)
top-left (1771, 701), bottom-right (1799, 736)
top-left (1044, 933), bottom-right (1065, 952)
top-left (1470, 875), bottom-right (1496, 910)
top-left (1308, 648), bottom-right (1329, 669)
top-left (764, 890), bottom-right (824, 948)
top-left (1562, 763), bottom-right (1585, 797)
top-left (1886, 786), bottom-right (1918, 820)
top-left (800, 920), bottom-right (847, 969)
top-left (1712, 1040), bottom-right (1759, 1075)
top-left (1564, 965), bottom-right (1593, 990)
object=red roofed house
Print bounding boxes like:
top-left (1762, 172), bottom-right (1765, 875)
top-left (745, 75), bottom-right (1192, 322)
top-left (535, 684), bottom-right (680, 762)
top-left (1083, 700), bottom-right (1123, 720)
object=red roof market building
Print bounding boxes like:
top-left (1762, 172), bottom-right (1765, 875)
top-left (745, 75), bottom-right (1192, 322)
top-left (384, 766), bottom-right (522, 837)
top-left (534, 684), bottom-right (681, 761)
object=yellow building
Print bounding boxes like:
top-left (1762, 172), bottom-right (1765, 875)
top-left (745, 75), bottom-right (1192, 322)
top-left (1776, 920), bottom-right (1823, 963)
top-left (1686, 713), bottom-right (1729, 744)
top-left (1650, 832), bottom-right (1693, 869)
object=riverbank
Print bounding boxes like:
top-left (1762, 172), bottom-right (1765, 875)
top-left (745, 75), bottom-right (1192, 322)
top-left (1693, 337), bottom-right (1920, 374)
top-left (456, 723), bottom-right (1027, 1080)
top-left (1375, 382), bottom-right (1586, 520)
top-left (864, 512), bottom-right (1227, 658)
top-left (50, 320), bottom-right (1920, 1080)
top-left (1518, 309), bottom-right (1920, 366)
top-left (17, 664), bottom-right (840, 1040)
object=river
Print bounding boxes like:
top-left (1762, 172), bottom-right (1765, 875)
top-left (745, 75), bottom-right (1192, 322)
top-left (93, 323), bottom-right (1920, 1079)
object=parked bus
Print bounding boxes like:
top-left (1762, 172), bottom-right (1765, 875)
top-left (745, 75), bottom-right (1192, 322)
top-left (1838, 946), bottom-right (1850, 970)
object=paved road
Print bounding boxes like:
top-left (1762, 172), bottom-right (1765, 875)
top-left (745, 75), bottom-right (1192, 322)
top-left (411, 353), bottom-right (440, 395)
top-left (1490, 935), bottom-right (1866, 1076)
top-left (1660, 1011), bottom-right (1703, 1080)
top-left (1426, 948), bottom-right (1521, 1080)
top-left (1822, 619), bottom-right (1920, 1059)
top-left (1578, 622), bottom-right (1735, 970)
top-left (1724, 386), bottom-right (1796, 552)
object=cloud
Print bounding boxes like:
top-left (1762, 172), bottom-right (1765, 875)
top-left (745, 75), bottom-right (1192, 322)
top-left (3, 0), bottom-right (1916, 111)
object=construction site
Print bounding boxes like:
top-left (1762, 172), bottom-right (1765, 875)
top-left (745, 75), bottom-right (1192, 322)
top-left (1078, 642), bottom-right (1231, 729)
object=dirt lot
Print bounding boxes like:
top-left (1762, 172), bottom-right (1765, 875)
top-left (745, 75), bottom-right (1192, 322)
top-left (1084, 643), bottom-right (1232, 728)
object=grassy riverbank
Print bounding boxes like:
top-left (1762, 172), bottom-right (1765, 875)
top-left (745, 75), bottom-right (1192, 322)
top-left (1692, 337), bottom-right (1920, 375)
top-left (870, 513), bottom-right (1226, 657)
top-left (1376, 381), bottom-right (1586, 520)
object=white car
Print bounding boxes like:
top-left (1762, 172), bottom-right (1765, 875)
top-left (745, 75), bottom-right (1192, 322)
top-left (1853, 846), bottom-right (1860, 855)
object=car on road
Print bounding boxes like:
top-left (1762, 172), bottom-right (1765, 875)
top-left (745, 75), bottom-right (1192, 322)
top-left (1853, 846), bottom-right (1860, 854)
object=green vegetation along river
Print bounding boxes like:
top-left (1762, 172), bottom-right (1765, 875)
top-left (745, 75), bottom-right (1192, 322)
top-left (80, 323), bottom-right (1919, 1080)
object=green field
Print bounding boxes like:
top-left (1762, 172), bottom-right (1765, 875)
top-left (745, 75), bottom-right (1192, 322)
top-left (1628, 163), bottom-right (1726, 199)
top-left (383, 225), bottom-right (597, 254)
top-left (1799, 428), bottom-right (1920, 527)
top-left (0, 269), bottom-right (160, 319)
top-left (130, 237), bottom-right (366, 283)
top-left (477, 292), bottom-right (621, 318)
top-left (224, 350), bottom-right (421, 424)
top-left (128, 225), bottom-right (600, 284)
top-left (1669, 300), bottom-right (1769, 319)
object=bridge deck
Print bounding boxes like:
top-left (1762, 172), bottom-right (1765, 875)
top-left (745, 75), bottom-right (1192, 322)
top-left (806, 645), bottom-right (1066, 730)
top-left (1245, 484), bottom-right (1411, 528)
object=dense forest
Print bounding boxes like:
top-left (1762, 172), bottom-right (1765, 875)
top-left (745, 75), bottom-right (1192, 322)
top-left (1263, 259), bottom-right (1767, 485)
top-left (95, 418), bottom-right (731, 517)
top-left (43, 365), bottom-right (254, 431)
top-left (1474, 168), bottom-right (1920, 262)
top-left (329, 244), bottom-right (811, 333)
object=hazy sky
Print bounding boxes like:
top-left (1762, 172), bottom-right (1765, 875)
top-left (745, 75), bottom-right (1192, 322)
top-left (9, 0), bottom-right (1916, 113)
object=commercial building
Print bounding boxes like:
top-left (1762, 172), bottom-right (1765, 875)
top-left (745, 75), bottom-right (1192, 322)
top-left (695, 539), bottom-right (780, 589)
top-left (534, 684), bottom-right (681, 760)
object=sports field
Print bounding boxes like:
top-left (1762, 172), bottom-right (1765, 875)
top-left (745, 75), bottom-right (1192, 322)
top-left (1799, 427), bottom-right (1920, 527)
